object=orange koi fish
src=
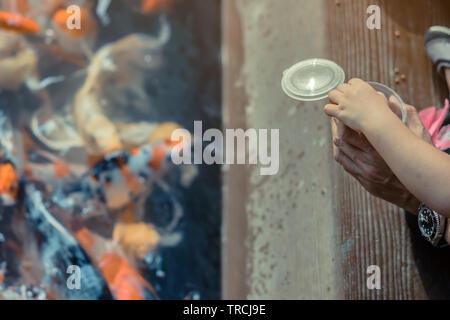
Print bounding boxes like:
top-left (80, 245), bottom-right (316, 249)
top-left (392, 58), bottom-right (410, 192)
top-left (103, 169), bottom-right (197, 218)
top-left (75, 227), bottom-right (158, 300)
top-left (0, 160), bottom-right (19, 206)
top-left (0, 10), bottom-right (39, 34)
top-left (52, 5), bottom-right (98, 39)
top-left (80, 123), bottom-right (186, 210)
top-left (99, 251), bottom-right (157, 300)
top-left (148, 122), bottom-right (187, 170)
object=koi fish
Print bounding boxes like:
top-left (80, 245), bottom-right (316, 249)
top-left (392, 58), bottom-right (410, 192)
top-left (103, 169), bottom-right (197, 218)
top-left (25, 119), bottom-right (187, 214)
top-left (0, 10), bottom-right (39, 34)
top-left (51, 120), bottom-right (187, 212)
top-left (0, 159), bottom-right (19, 206)
top-left (52, 6), bottom-right (97, 39)
top-left (99, 251), bottom-right (158, 300)
top-left (0, 29), bottom-right (39, 91)
top-left (113, 222), bottom-right (160, 260)
top-left (51, 3), bottom-right (98, 57)
top-left (74, 22), bottom-right (171, 156)
top-left (0, 112), bottom-right (20, 206)
top-left (75, 227), bottom-right (158, 300)
top-left (78, 142), bottom-right (172, 211)
top-left (24, 184), bottom-right (113, 299)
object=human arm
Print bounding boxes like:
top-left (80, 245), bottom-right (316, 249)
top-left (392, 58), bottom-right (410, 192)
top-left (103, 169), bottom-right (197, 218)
top-left (330, 102), bottom-right (426, 214)
top-left (325, 78), bottom-right (450, 216)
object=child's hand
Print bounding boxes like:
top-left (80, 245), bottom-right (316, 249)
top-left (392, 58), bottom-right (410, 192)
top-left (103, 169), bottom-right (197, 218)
top-left (324, 78), bottom-right (395, 132)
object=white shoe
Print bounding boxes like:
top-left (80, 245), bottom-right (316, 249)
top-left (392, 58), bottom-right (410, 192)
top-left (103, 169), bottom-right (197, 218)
top-left (425, 26), bottom-right (450, 76)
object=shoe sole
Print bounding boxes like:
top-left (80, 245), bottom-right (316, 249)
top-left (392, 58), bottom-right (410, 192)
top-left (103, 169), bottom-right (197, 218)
top-left (425, 26), bottom-right (450, 45)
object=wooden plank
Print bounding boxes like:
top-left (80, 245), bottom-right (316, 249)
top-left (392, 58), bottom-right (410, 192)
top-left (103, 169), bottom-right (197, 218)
top-left (327, 0), bottom-right (450, 299)
top-left (222, 0), bottom-right (250, 300)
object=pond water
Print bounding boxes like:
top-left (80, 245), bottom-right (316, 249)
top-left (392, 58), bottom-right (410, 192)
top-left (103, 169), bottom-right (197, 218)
top-left (0, 0), bottom-right (221, 300)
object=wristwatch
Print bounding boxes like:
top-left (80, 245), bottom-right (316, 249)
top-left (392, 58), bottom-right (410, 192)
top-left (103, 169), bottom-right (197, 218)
top-left (418, 204), bottom-right (448, 247)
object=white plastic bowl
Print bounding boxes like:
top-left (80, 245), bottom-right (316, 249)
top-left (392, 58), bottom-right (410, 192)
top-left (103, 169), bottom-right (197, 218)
top-left (368, 81), bottom-right (407, 124)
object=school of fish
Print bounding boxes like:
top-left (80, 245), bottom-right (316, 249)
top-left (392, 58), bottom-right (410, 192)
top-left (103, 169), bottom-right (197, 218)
top-left (0, 0), bottom-right (198, 300)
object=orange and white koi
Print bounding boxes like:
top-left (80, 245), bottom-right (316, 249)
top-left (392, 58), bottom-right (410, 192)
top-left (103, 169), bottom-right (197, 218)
top-left (76, 139), bottom-right (178, 211)
top-left (51, 3), bottom-right (98, 57)
top-left (75, 227), bottom-right (158, 300)
top-left (0, 160), bottom-right (20, 206)
top-left (0, 29), bottom-right (38, 91)
top-left (73, 18), bottom-right (170, 156)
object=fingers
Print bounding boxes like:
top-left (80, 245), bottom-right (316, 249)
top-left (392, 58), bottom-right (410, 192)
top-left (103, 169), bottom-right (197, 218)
top-left (340, 126), bottom-right (372, 151)
top-left (335, 136), bottom-right (386, 177)
top-left (403, 103), bottom-right (421, 125)
top-left (335, 142), bottom-right (387, 185)
top-left (324, 103), bottom-right (342, 118)
top-left (388, 95), bottom-right (401, 109)
top-left (387, 99), bottom-right (433, 144)
top-left (335, 137), bottom-right (365, 164)
top-left (334, 145), bottom-right (363, 178)
top-left (335, 149), bottom-right (382, 196)
top-left (333, 118), bottom-right (372, 151)
top-left (328, 89), bottom-right (345, 105)
top-left (334, 117), bottom-right (346, 138)
top-left (403, 103), bottom-right (434, 144)
top-left (330, 117), bottom-right (338, 139)
top-left (334, 135), bottom-right (391, 185)
top-left (387, 95), bottom-right (404, 119)
top-left (331, 118), bottom-right (342, 159)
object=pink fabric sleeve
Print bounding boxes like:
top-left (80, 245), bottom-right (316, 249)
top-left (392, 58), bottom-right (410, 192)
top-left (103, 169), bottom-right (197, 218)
top-left (419, 99), bottom-right (450, 150)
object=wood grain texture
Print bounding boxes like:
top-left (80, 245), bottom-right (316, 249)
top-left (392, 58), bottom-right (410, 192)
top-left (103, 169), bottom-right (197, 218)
top-left (327, 0), bottom-right (450, 299)
top-left (222, 0), bottom-right (250, 300)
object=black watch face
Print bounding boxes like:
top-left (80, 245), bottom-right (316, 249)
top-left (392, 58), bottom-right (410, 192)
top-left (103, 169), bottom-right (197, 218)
top-left (419, 207), bottom-right (437, 239)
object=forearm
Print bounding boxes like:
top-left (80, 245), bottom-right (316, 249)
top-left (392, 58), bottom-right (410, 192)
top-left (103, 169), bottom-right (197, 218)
top-left (364, 114), bottom-right (450, 216)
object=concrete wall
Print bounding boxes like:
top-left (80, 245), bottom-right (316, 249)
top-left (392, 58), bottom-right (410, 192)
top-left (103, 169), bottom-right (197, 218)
top-left (223, 0), bottom-right (341, 299)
